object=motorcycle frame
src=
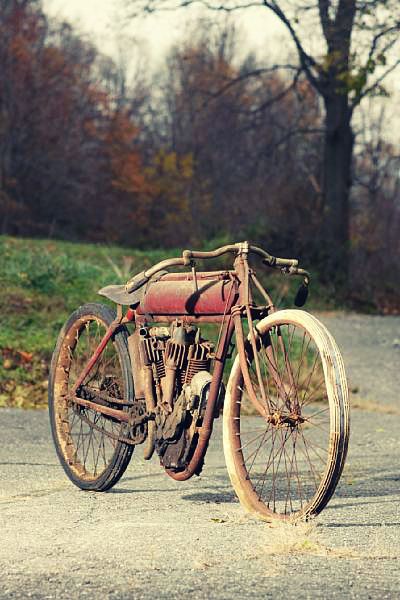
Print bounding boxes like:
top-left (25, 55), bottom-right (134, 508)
top-left (69, 247), bottom-right (279, 481)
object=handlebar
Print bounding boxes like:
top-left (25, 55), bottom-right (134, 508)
top-left (125, 242), bottom-right (309, 293)
top-left (182, 243), bottom-right (299, 269)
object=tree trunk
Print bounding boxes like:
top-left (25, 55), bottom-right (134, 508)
top-left (321, 94), bottom-right (354, 279)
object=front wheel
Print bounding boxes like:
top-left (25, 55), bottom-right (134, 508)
top-left (223, 309), bottom-right (349, 521)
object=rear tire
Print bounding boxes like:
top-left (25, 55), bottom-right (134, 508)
top-left (48, 303), bottom-right (134, 491)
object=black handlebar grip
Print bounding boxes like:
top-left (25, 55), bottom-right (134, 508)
top-left (294, 282), bottom-right (309, 307)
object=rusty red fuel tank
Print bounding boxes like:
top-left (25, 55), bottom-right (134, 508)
top-left (137, 271), bottom-right (238, 316)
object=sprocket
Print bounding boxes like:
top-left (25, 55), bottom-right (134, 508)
top-left (127, 397), bottom-right (148, 444)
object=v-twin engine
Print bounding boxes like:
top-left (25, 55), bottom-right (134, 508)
top-left (139, 323), bottom-right (220, 472)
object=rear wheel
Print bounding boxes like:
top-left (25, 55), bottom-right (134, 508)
top-left (223, 309), bottom-right (349, 521)
top-left (48, 303), bottom-right (135, 491)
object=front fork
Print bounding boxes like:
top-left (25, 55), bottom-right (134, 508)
top-left (232, 248), bottom-right (298, 418)
top-left (233, 308), bottom-right (298, 418)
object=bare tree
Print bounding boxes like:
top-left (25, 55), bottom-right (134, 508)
top-left (141, 21), bottom-right (323, 251)
top-left (127, 0), bottom-right (400, 273)
top-left (351, 102), bottom-right (400, 309)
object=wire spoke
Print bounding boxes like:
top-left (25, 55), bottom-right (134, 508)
top-left (267, 427), bottom-right (290, 511)
top-left (237, 429), bottom-right (270, 452)
top-left (305, 406), bottom-right (330, 420)
top-left (245, 427), bottom-right (274, 470)
top-left (253, 426), bottom-right (278, 498)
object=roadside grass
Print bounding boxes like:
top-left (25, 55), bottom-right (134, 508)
top-left (259, 520), bottom-right (398, 561)
top-left (0, 235), bottom-right (348, 409)
top-left (207, 516), bottom-right (397, 565)
top-left (261, 522), bottom-right (360, 559)
top-left (0, 235), bottom-right (177, 408)
top-left (191, 519), bottom-right (361, 574)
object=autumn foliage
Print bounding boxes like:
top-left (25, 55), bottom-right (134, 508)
top-left (0, 1), bottom-right (399, 310)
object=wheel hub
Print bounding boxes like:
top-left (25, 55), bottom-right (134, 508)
top-left (266, 411), bottom-right (305, 428)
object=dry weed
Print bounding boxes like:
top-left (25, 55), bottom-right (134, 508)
top-left (261, 522), bottom-right (360, 559)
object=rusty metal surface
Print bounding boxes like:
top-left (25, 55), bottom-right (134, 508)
top-left (55, 245), bottom-right (307, 483)
top-left (138, 276), bottom-right (238, 316)
top-left (127, 331), bottom-right (144, 399)
top-left (157, 270), bottom-right (233, 281)
top-left (67, 396), bottom-right (131, 422)
top-left (165, 316), bottom-right (235, 481)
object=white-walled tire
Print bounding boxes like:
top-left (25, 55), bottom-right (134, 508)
top-left (223, 309), bottom-right (349, 521)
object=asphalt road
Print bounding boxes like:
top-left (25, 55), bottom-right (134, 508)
top-left (1, 314), bottom-right (399, 599)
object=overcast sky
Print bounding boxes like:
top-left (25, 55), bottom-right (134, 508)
top-left (43, 0), bottom-right (399, 145)
top-left (43, 0), bottom-right (287, 67)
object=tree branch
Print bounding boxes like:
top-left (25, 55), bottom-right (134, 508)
top-left (262, 1), bottom-right (323, 94)
top-left (130, 0), bottom-right (263, 16)
top-left (351, 57), bottom-right (400, 110)
top-left (318, 0), bottom-right (333, 48)
top-left (365, 24), bottom-right (400, 67)
top-left (199, 63), bottom-right (300, 100)
top-left (196, 66), bottom-right (302, 115)
top-left (250, 68), bottom-right (302, 114)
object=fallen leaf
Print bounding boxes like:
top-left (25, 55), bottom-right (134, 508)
top-left (18, 350), bottom-right (33, 363)
top-left (211, 518), bottom-right (227, 523)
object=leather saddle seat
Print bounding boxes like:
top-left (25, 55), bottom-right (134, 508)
top-left (98, 270), bottom-right (167, 306)
top-left (98, 284), bottom-right (144, 306)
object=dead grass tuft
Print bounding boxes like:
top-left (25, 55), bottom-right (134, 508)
top-left (261, 522), bottom-right (360, 559)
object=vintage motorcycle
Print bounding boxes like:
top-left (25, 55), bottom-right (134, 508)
top-left (48, 242), bottom-right (349, 522)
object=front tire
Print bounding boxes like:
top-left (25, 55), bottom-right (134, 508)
top-left (223, 309), bottom-right (349, 521)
